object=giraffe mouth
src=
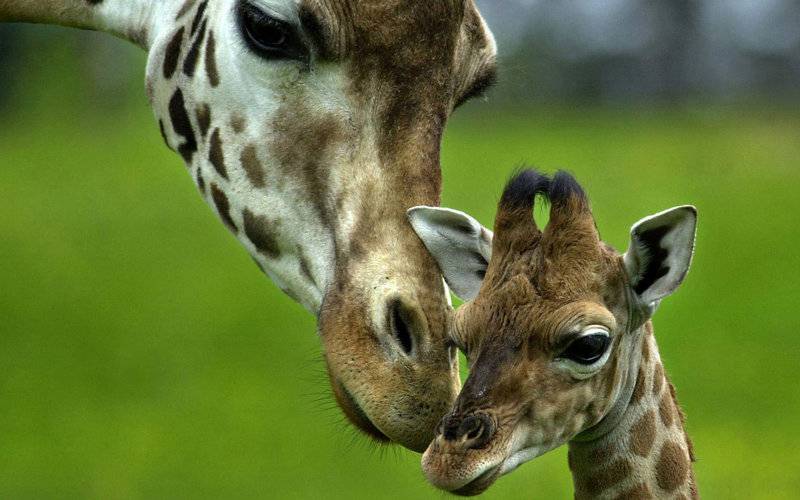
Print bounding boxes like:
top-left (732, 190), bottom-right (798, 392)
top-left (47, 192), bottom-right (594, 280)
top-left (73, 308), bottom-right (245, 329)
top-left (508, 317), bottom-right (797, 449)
top-left (443, 446), bottom-right (544, 496)
top-left (451, 463), bottom-right (502, 496)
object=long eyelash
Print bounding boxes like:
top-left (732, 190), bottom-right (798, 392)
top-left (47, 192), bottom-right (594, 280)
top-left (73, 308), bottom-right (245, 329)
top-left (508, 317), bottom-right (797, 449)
top-left (455, 70), bottom-right (498, 108)
top-left (242, 3), bottom-right (288, 31)
top-left (238, 1), bottom-right (309, 62)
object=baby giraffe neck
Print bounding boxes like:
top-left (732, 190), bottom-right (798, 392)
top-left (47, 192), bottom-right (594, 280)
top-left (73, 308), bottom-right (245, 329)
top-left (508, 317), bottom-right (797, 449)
top-left (567, 326), bottom-right (698, 499)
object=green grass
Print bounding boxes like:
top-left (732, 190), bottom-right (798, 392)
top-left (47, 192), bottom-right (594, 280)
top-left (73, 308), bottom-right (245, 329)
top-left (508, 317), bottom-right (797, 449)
top-left (1, 34), bottom-right (799, 498)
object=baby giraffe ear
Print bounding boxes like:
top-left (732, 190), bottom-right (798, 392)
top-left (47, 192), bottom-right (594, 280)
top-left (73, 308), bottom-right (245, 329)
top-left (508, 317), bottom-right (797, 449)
top-left (623, 205), bottom-right (698, 311)
top-left (407, 206), bottom-right (493, 300)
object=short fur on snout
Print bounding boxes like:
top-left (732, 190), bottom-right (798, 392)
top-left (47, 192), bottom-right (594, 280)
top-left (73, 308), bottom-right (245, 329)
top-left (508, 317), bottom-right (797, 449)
top-left (409, 169), bottom-right (697, 495)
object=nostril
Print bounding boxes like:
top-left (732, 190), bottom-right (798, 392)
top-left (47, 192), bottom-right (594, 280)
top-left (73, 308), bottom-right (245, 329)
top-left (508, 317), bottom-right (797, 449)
top-left (460, 415), bottom-right (483, 440)
top-left (388, 299), bottom-right (416, 355)
top-left (447, 414), bottom-right (494, 449)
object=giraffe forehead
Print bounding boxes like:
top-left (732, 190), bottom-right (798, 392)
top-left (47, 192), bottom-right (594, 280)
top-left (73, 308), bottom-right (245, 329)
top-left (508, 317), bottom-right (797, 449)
top-left (495, 239), bottom-right (622, 305)
top-left (303, 0), bottom-right (495, 77)
top-left (311, 0), bottom-right (464, 46)
top-left (464, 283), bottom-right (618, 369)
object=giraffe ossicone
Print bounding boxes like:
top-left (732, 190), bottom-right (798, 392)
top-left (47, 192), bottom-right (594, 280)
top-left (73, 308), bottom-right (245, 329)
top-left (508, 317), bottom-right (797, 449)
top-left (409, 169), bottom-right (699, 497)
top-left (1, 0), bottom-right (498, 452)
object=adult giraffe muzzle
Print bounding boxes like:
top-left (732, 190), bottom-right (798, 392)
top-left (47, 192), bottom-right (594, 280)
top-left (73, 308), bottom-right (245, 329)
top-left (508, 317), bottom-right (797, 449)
top-left (0, 0), bottom-right (498, 452)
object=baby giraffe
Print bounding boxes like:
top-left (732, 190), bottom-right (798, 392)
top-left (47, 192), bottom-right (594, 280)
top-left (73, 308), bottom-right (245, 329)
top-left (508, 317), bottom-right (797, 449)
top-left (408, 170), bottom-right (698, 498)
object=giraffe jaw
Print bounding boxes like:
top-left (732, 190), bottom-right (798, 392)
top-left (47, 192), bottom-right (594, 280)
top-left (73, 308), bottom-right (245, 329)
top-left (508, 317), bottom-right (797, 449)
top-left (422, 420), bottom-right (557, 495)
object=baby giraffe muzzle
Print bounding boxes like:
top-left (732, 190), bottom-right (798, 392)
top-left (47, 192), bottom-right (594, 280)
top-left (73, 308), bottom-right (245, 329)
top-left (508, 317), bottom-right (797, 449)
top-left (409, 170), bottom-right (699, 497)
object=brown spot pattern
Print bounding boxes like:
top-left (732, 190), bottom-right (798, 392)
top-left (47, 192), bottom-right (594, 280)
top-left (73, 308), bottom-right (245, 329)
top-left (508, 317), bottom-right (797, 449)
top-left (158, 119), bottom-right (171, 150)
top-left (163, 27), bottom-right (185, 78)
top-left (196, 169), bottom-right (206, 194)
top-left (297, 245), bottom-right (316, 287)
top-left (175, 0), bottom-right (197, 20)
top-left (243, 208), bottom-right (280, 258)
top-left (168, 89), bottom-right (197, 162)
top-left (641, 337), bottom-right (650, 364)
top-left (241, 144), bottom-right (265, 188)
top-left (183, 19), bottom-right (207, 77)
top-left (587, 443), bottom-right (617, 464)
top-left (652, 363), bottom-right (664, 396)
top-left (630, 410), bottom-right (656, 457)
top-left (230, 115), bottom-right (245, 134)
top-left (655, 441), bottom-right (689, 492)
top-left (299, 258), bottom-right (315, 286)
top-left (205, 31), bottom-right (220, 87)
top-left (631, 365), bottom-right (646, 404)
top-left (614, 482), bottom-right (652, 499)
top-left (659, 390), bottom-right (674, 427)
top-left (211, 184), bottom-right (236, 232)
top-left (208, 128), bottom-right (228, 179)
top-left (580, 459), bottom-right (632, 496)
top-left (196, 104), bottom-right (211, 138)
top-left (190, 0), bottom-right (207, 35)
top-left (270, 110), bottom-right (344, 227)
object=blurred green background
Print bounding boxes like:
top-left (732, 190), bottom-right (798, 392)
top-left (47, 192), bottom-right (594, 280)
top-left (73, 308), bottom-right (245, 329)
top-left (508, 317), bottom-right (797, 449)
top-left (2, 12), bottom-right (800, 499)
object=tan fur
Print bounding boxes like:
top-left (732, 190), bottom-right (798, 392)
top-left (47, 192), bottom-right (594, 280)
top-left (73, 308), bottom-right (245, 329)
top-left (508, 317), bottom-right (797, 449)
top-left (0, 0), bottom-right (95, 29)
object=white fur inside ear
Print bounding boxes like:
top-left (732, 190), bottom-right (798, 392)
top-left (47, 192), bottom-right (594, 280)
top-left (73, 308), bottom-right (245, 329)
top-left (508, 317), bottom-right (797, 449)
top-left (407, 206), bottom-right (493, 301)
top-left (623, 205), bottom-right (697, 309)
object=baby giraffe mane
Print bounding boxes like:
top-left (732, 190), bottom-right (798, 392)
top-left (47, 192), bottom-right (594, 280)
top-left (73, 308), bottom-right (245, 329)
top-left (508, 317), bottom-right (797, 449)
top-left (497, 168), bottom-right (589, 218)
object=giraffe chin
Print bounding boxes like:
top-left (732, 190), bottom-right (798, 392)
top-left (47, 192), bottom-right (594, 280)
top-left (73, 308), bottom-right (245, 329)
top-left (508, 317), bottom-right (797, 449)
top-left (330, 379), bottom-right (390, 444)
top-left (421, 436), bottom-right (507, 495)
top-left (421, 452), bottom-right (505, 497)
top-left (422, 425), bottom-right (552, 496)
top-left (451, 464), bottom-right (502, 496)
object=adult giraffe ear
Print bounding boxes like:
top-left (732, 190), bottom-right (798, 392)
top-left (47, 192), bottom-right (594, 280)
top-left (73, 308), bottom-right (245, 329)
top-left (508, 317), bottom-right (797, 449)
top-left (407, 206), bottom-right (493, 301)
top-left (623, 205), bottom-right (698, 311)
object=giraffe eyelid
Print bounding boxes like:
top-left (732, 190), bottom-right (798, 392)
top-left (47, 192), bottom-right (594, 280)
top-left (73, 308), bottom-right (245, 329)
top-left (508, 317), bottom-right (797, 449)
top-left (237, 1), bottom-right (309, 63)
top-left (240, 0), bottom-right (295, 25)
top-left (552, 325), bottom-right (611, 355)
top-left (552, 327), bottom-right (613, 379)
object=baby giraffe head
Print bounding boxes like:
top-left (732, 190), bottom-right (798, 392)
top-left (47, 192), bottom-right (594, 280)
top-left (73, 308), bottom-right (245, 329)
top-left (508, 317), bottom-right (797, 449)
top-left (408, 170), bottom-right (697, 494)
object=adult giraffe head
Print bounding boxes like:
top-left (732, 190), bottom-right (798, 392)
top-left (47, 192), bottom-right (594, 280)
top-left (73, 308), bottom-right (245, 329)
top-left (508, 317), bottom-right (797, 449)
top-left (1, 0), bottom-right (497, 451)
top-left (410, 170), bottom-right (697, 494)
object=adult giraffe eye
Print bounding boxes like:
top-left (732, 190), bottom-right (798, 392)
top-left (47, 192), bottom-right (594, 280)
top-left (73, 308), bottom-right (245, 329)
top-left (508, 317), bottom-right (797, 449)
top-left (238, 3), bottom-right (307, 61)
top-left (560, 333), bottom-right (610, 365)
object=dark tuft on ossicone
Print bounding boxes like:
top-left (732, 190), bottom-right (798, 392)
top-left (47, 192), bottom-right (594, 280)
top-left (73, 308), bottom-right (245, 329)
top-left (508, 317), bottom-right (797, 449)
top-left (499, 168), bottom-right (551, 212)
top-left (549, 170), bottom-right (587, 208)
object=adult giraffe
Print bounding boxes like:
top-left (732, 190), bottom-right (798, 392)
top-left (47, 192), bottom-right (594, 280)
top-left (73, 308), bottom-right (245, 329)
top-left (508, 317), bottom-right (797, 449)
top-left (0, 0), bottom-right (498, 452)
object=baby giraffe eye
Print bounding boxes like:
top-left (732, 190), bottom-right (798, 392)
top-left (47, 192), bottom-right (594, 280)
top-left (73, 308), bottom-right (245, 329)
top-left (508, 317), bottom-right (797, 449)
top-left (238, 2), bottom-right (307, 62)
top-left (560, 332), bottom-right (610, 365)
